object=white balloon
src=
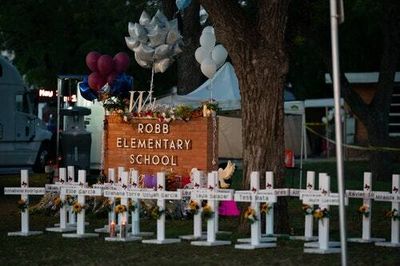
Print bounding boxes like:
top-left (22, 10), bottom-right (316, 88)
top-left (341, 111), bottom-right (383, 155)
top-left (202, 26), bottom-right (214, 35)
top-left (200, 32), bottom-right (216, 50)
top-left (200, 58), bottom-right (217, 79)
top-left (195, 46), bottom-right (210, 64)
top-left (211, 44), bottom-right (228, 68)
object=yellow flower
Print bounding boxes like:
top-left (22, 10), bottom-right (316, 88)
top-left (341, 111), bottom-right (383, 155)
top-left (72, 202), bottom-right (84, 214)
top-left (313, 209), bottom-right (324, 219)
top-left (260, 203), bottom-right (271, 214)
top-left (114, 204), bottom-right (127, 214)
top-left (201, 204), bottom-right (214, 220)
top-left (53, 197), bottom-right (62, 208)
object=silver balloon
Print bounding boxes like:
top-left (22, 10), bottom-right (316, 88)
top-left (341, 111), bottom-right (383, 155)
top-left (172, 43), bottom-right (183, 56)
top-left (125, 36), bottom-right (140, 50)
top-left (154, 10), bottom-right (168, 28)
top-left (154, 58), bottom-right (173, 73)
top-left (134, 53), bottom-right (152, 69)
top-left (148, 25), bottom-right (168, 48)
top-left (167, 18), bottom-right (178, 31)
top-left (154, 44), bottom-right (171, 60)
top-left (129, 22), bottom-right (148, 43)
top-left (139, 11), bottom-right (151, 25)
top-left (133, 43), bottom-right (155, 62)
top-left (166, 29), bottom-right (181, 45)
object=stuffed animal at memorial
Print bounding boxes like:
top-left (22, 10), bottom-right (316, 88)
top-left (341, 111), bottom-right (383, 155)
top-left (218, 160), bottom-right (235, 189)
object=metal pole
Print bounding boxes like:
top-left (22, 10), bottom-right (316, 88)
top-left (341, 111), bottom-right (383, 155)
top-left (300, 113), bottom-right (304, 188)
top-left (56, 78), bottom-right (62, 161)
top-left (329, 0), bottom-right (347, 265)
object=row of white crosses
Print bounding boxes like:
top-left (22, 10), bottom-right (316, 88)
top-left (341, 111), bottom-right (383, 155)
top-left (5, 168), bottom-right (400, 250)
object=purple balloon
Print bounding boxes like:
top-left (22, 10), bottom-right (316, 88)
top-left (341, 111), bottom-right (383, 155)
top-left (113, 52), bottom-right (130, 73)
top-left (144, 174), bottom-right (157, 188)
top-left (85, 51), bottom-right (101, 72)
top-left (97, 55), bottom-right (114, 76)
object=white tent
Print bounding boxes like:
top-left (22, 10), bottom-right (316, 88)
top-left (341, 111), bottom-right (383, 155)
top-left (156, 63), bottom-right (308, 186)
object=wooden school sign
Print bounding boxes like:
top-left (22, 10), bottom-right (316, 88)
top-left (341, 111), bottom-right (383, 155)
top-left (104, 114), bottom-right (218, 176)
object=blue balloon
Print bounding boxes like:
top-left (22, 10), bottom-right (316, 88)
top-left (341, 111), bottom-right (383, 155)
top-left (176, 0), bottom-right (191, 10)
top-left (79, 76), bottom-right (98, 101)
top-left (110, 73), bottom-right (133, 97)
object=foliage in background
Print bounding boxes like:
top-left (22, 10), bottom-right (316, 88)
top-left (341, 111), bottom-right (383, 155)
top-left (0, 0), bottom-right (175, 96)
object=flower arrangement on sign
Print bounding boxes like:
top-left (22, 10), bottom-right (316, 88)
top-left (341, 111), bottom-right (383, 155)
top-left (357, 204), bottom-right (370, 218)
top-left (150, 206), bottom-right (165, 220)
top-left (17, 199), bottom-right (28, 212)
top-left (72, 202), bottom-right (85, 214)
top-left (201, 204), bottom-right (214, 220)
top-left (53, 196), bottom-right (63, 209)
top-left (384, 208), bottom-right (400, 221)
top-left (244, 207), bottom-right (258, 224)
top-left (260, 203), bottom-right (272, 215)
top-left (313, 207), bottom-right (330, 220)
top-left (302, 204), bottom-right (313, 215)
top-left (127, 199), bottom-right (137, 212)
top-left (186, 200), bottom-right (200, 215)
top-left (115, 204), bottom-right (127, 214)
top-left (65, 195), bottom-right (75, 206)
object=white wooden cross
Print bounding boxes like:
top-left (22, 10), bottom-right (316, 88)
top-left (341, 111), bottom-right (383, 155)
top-left (289, 171), bottom-right (318, 241)
top-left (62, 170), bottom-right (102, 238)
top-left (191, 172), bottom-right (234, 246)
top-left (45, 167), bottom-right (78, 233)
top-left (128, 168), bottom-right (154, 237)
top-left (234, 171), bottom-right (277, 249)
top-left (346, 172), bottom-right (385, 243)
top-left (93, 168), bottom-right (119, 233)
top-left (66, 166), bottom-right (77, 226)
top-left (4, 169), bottom-right (45, 236)
top-left (141, 172), bottom-right (182, 244)
top-left (374, 174), bottom-right (400, 247)
top-left (103, 170), bottom-right (141, 241)
top-left (179, 169), bottom-right (206, 240)
top-left (262, 171), bottom-right (290, 238)
top-left (303, 173), bottom-right (343, 254)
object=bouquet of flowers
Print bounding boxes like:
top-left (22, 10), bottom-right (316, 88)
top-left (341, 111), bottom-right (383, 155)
top-left (244, 207), bottom-right (258, 224)
top-left (260, 203), bottom-right (272, 215)
top-left (385, 208), bottom-right (400, 221)
top-left (313, 207), bottom-right (330, 220)
top-left (357, 204), bottom-right (370, 218)
top-left (151, 206), bottom-right (165, 220)
top-left (302, 204), bottom-right (313, 215)
top-left (127, 199), bottom-right (137, 212)
top-left (17, 199), bottom-right (28, 212)
top-left (186, 200), bottom-right (200, 215)
top-left (72, 202), bottom-right (85, 214)
top-left (114, 204), bottom-right (127, 214)
top-left (201, 204), bottom-right (214, 220)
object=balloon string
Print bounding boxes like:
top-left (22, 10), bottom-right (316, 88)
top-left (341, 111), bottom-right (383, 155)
top-left (150, 66), bottom-right (155, 93)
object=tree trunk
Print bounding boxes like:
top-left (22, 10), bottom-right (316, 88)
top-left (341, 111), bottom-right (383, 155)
top-left (200, 0), bottom-right (290, 233)
top-left (162, 0), bottom-right (203, 94)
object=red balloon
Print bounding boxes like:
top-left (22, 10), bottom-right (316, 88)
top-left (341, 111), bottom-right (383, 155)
top-left (85, 51), bottom-right (101, 72)
top-left (97, 55), bottom-right (114, 76)
top-left (113, 52), bottom-right (130, 73)
top-left (88, 72), bottom-right (106, 91)
top-left (107, 72), bottom-right (118, 86)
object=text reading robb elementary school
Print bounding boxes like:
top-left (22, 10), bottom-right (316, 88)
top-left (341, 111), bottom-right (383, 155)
top-left (115, 123), bottom-right (192, 166)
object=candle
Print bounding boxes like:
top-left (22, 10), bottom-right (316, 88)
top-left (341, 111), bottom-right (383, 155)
top-left (109, 221), bottom-right (116, 238)
top-left (120, 220), bottom-right (127, 239)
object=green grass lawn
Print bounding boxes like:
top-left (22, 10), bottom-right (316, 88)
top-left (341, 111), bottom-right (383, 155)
top-left (1, 162), bottom-right (400, 265)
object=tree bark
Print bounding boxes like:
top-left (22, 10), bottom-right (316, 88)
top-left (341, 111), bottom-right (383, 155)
top-left (200, 0), bottom-right (290, 233)
top-left (162, 0), bottom-right (203, 94)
